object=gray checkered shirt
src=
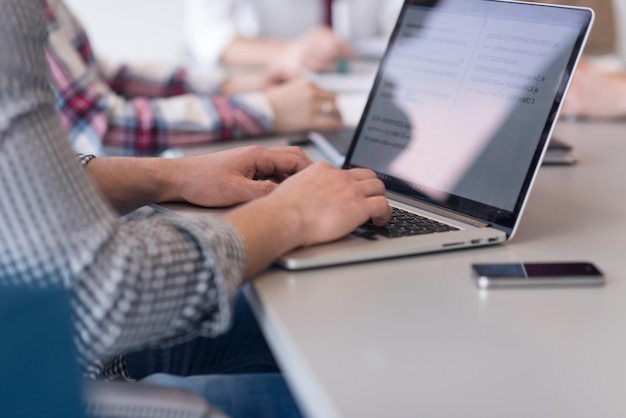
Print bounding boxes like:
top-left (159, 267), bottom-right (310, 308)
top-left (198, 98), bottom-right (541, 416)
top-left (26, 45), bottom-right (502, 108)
top-left (0, 0), bottom-right (246, 379)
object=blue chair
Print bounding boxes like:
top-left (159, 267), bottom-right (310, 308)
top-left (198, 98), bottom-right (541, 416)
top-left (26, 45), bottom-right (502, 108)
top-left (0, 285), bottom-right (227, 418)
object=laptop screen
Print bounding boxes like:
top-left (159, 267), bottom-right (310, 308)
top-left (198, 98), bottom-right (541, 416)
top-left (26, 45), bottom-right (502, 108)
top-left (344, 0), bottom-right (592, 232)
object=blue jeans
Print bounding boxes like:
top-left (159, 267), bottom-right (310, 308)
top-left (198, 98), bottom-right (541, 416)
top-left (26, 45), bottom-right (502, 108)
top-left (124, 289), bottom-right (279, 377)
top-left (142, 373), bottom-right (303, 418)
top-left (124, 289), bottom-right (303, 417)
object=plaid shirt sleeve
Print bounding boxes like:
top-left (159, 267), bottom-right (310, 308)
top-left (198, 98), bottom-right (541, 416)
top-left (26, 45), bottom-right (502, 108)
top-left (43, 0), bottom-right (273, 157)
top-left (97, 58), bottom-right (225, 99)
top-left (2, 0), bottom-right (247, 378)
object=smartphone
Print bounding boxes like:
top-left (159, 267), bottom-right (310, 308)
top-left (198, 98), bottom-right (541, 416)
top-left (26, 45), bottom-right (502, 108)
top-left (471, 262), bottom-right (604, 289)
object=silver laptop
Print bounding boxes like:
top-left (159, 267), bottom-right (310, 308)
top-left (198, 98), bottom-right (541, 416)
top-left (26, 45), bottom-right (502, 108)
top-left (277, 0), bottom-right (593, 269)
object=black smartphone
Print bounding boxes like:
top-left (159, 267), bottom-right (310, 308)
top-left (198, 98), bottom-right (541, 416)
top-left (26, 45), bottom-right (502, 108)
top-left (544, 137), bottom-right (578, 165)
top-left (471, 262), bottom-right (604, 289)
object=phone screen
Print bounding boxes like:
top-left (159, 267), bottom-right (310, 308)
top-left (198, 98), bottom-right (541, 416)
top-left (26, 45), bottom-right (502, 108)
top-left (473, 262), bottom-right (602, 278)
top-left (471, 262), bottom-right (604, 288)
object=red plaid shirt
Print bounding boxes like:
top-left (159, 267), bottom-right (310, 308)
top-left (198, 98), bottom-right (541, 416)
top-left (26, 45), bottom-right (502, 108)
top-left (44, 0), bottom-right (273, 156)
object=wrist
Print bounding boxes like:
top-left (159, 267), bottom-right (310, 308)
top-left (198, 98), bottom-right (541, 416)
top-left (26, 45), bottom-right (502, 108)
top-left (86, 156), bottom-right (175, 215)
top-left (152, 158), bottom-right (182, 203)
top-left (250, 195), bottom-right (305, 252)
top-left (222, 195), bottom-right (305, 276)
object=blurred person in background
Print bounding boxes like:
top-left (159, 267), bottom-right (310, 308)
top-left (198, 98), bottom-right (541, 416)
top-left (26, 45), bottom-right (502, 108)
top-left (561, 57), bottom-right (626, 119)
top-left (183, 0), bottom-right (403, 73)
top-left (44, 0), bottom-right (342, 157)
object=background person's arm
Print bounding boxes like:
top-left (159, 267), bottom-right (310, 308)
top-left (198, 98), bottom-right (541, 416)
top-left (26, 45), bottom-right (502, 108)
top-left (223, 28), bottom-right (354, 73)
top-left (222, 35), bottom-right (295, 68)
top-left (44, 2), bottom-right (273, 156)
top-left (561, 57), bottom-right (626, 118)
top-left (46, 0), bottom-right (342, 157)
top-left (183, 0), bottom-right (353, 72)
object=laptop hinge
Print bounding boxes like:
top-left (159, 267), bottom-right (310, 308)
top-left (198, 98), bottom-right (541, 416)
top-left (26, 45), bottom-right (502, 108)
top-left (386, 191), bottom-right (490, 228)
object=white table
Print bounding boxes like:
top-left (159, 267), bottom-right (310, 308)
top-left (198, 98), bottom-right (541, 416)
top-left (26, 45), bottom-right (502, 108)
top-left (239, 120), bottom-right (626, 418)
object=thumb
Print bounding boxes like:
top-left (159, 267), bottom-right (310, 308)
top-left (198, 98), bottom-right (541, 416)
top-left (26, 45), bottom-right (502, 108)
top-left (238, 179), bottom-right (278, 202)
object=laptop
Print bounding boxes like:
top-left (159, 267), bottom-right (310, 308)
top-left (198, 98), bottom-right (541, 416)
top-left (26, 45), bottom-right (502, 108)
top-left (159, 0), bottom-right (592, 270)
top-left (276, 0), bottom-right (593, 269)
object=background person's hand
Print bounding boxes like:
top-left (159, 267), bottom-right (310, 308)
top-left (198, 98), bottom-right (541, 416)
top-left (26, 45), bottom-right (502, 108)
top-left (273, 26), bottom-right (354, 74)
top-left (265, 77), bottom-right (343, 133)
top-left (562, 57), bottom-right (626, 119)
top-left (161, 145), bottom-right (312, 207)
top-left (221, 67), bottom-right (295, 95)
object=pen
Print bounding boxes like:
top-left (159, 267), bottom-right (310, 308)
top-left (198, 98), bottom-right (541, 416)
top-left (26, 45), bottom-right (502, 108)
top-left (336, 58), bottom-right (350, 74)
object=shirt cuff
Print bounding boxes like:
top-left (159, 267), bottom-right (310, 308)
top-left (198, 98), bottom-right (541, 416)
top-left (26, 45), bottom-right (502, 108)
top-left (233, 91), bottom-right (275, 132)
top-left (77, 154), bottom-right (97, 166)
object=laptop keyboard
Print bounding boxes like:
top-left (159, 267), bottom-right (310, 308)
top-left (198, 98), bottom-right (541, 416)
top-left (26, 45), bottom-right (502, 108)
top-left (352, 207), bottom-right (459, 240)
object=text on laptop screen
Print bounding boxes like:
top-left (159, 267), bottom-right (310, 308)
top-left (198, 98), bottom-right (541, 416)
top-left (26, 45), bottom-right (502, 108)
top-left (346, 0), bottom-right (591, 228)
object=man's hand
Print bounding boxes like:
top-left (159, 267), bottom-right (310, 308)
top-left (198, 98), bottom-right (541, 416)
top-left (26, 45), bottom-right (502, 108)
top-left (222, 161), bottom-right (391, 278)
top-left (266, 78), bottom-right (343, 133)
top-left (273, 26), bottom-right (354, 74)
top-left (161, 146), bottom-right (313, 207)
top-left (267, 161), bottom-right (391, 246)
top-left (221, 68), bottom-right (293, 95)
top-left (222, 71), bottom-right (344, 134)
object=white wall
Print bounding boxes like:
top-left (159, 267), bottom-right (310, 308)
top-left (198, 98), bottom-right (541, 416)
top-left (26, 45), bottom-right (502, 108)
top-left (64, 0), bottom-right (186, 65)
